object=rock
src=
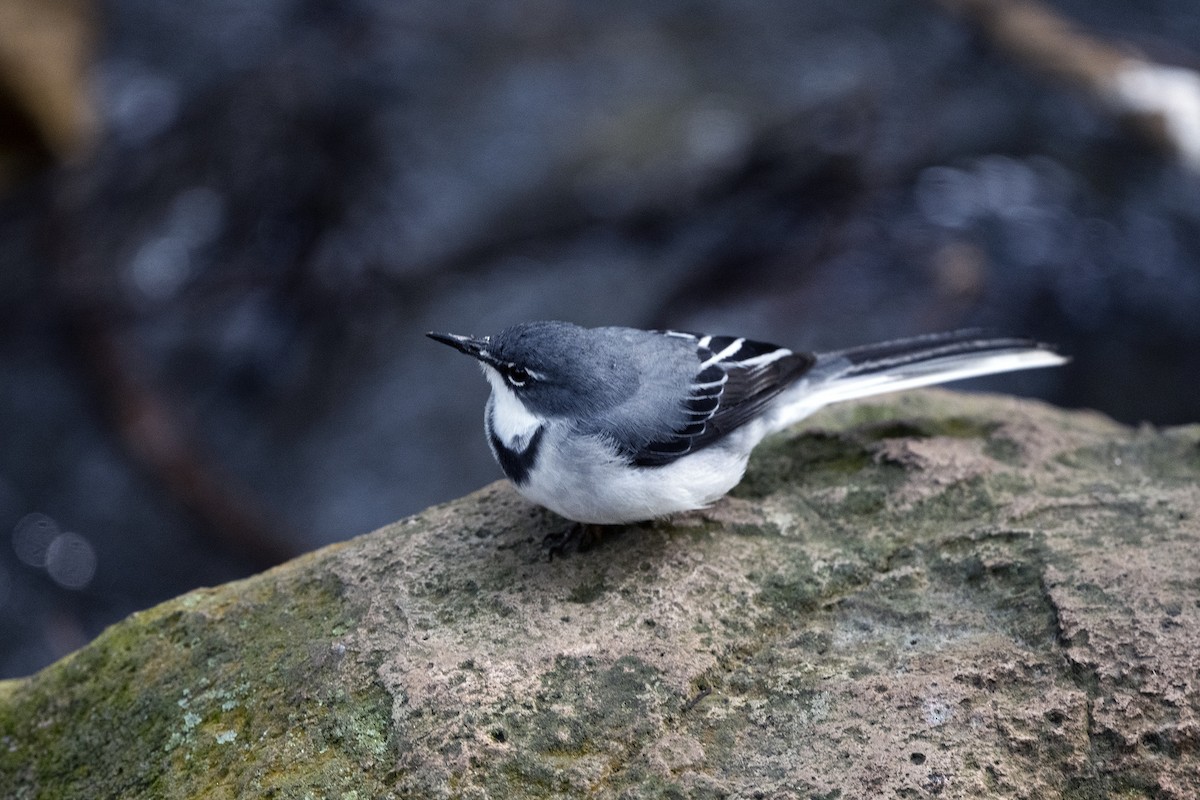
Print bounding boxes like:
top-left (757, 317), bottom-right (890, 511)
top-left (1, 389), bottom-right (1197, 798)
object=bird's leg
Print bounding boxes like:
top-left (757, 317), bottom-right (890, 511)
top-left (542, 522), bottom-right (608, 559)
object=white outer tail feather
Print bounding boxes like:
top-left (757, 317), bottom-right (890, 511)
top-left (769, 347), bottom-right (1067, 433)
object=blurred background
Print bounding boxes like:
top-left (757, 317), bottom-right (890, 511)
top-left (2, 0), bottom-right (1199, 678)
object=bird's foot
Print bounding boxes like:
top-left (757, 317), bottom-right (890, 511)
top-left (542, 522), bottom-right (608, 560)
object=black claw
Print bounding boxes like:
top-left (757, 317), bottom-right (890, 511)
top-left (542, 522), bottom-right (610, 560)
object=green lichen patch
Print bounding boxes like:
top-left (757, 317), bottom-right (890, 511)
top-left (1058, 428), bottom-right (1200, 485)
top-left (856, 415), bottom-right (1001, 442)
top-left (733, 430), bottom-right (877, 499)
top-left (906, 476), bottom-right (997, 525)
top-left (479, 655), bottom-right (676, 795)
top-left (0, 566), bottom-right (393, 800)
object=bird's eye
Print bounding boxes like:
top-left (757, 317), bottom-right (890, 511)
top-left (504, 365), bottom-right (530, 387)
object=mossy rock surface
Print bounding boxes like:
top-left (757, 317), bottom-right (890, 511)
top-left (2, 390), bottom-right (1199, 799)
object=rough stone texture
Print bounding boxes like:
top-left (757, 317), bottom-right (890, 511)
top-left (1, 389), bottom-right (1198, 799)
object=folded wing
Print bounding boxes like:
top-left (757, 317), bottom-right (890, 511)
top-left (631, 333), bottom-right (815, 467)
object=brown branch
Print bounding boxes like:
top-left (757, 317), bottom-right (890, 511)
top-left (0, 0), bottom-right (96, 159)
top-left (933, 0), bottom-right (1200, 171)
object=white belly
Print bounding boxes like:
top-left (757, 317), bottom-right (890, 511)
top-left (515, 426), bottom-right (754, 525)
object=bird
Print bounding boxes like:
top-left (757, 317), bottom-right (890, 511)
top-left (427, 322), bottom-right (1066, 525)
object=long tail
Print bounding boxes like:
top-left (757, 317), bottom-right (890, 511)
top-left (770, 329), bottom-right (1067, 430)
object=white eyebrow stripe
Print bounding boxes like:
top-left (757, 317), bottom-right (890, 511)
top-left (698, 335), bottom-right (712, 348)
top-left (701, 337), bottom-right (744, 367)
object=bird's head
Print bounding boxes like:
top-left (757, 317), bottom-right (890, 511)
top-left (427, 321), bottom-right (636, 418)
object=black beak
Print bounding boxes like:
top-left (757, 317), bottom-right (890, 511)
top-left (426, 331), bottom-right (490, 361)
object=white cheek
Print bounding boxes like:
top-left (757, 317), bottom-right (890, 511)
top-left (483, 367), bottom-right (541, 443)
